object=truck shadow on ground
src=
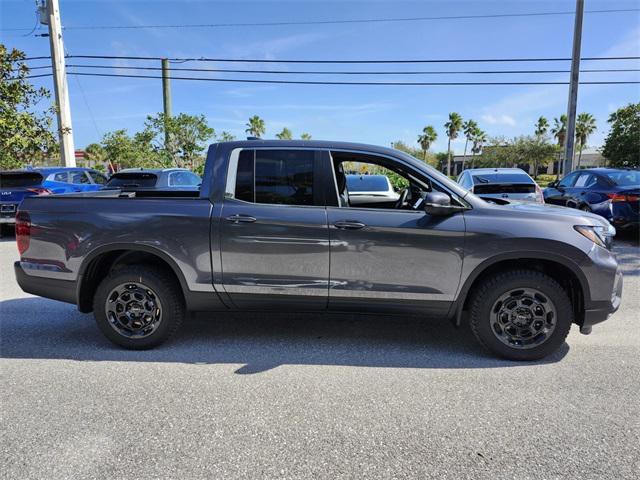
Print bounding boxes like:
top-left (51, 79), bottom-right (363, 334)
top-left (0, 297), bottom-right (569, 373)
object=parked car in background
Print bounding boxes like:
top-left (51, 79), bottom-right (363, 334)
top-left (457, 168), bottom-right (544, 204)
top-left (37, 167), bottom-right (108, 193)
top-left (345, 174), bottom-right (400, 206)
top-left (544, 168), bottom-right (639, 231)
top-left (105, 168), bottom-right (201, 192)
top-left (0, 170), bottom-right (50, 234)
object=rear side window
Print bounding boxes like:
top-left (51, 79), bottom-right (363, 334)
top-left (0, 172), bottom-right (43, 188)
top-left (574, 173), bottom-right (597, 188)
top-left (53, 172), bottom-right (69, 183)
top-left (232, 149), bottom-right (316, 206)
top-left (168, 171), bottom-right (201, 187)
top-left (107, 173), bottom-right (158, 188)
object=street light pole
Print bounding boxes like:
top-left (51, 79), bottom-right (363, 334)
top-left (161, 58), bottom-right (172, 148)
top-left (563, 0), bottom-right (584, 176)
top-left (41, 0), bottom-right (75, 166)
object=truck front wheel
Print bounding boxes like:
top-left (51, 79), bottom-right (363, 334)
top-left (469, 270), bottom-right (573, 361)
top-left (93, 265), bottom-right (185, 349)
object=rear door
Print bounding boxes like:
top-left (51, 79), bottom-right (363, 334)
top-left (219, 148), bottom-right (330, 309)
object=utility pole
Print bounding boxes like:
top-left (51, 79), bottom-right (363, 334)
top-left (563, 0), bottom-right (584, 175)
top-left (161, 58), bottom-right (172, 148)
top-left (39, 0), bottom-right (75, 166)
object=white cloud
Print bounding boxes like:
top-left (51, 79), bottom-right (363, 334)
top-left (481, 114), bottom-right (516, 126)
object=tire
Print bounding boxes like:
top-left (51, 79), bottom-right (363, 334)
top-left (93, 265), bottom-right (185, 349)
top-left (469, 270), bottom-right (573, 361)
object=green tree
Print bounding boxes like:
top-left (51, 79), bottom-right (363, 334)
top-left (245, 115), bottom-right (266, 138)
top-left (142, 113), bottom-right (215, 168)
top-left (461, 119), bottom-right (477, 170)
top-left (100, 129), bottom-right (156, 170)
top-left (276, 127), bottom-right (293, 140)
top-left (575, 112), bottom-right (597, 168)
top-left (0, 45), bottom-right (57, 169)
top-left (602, 102), bottom-right (640, 168)
top-left (444, 112), bottom-right (463, 176)
top-left (300, 132), bottom-right (312, 140)
top-left (83, 142), bottom-right (109, 170)
top-left (218, 131), bottom-right (235, 142)
top-left (470, 127), bottom-right (487, 168)
top-left (515, 135), bottom-right (559, 178)
top-left (417, 125), bottom-right (438, 161)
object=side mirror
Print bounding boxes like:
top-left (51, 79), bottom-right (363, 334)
top-left (548, 180), bottom-right (558, 188)
top-left (423, 192), bottom-right (466, 216)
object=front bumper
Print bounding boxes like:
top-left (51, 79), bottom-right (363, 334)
top-left (14, 261), bottom-right (77, 305)
top-left (580, 265), bottom-right (623, 333)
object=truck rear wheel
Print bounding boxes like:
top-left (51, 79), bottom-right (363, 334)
top-left (93, 265), bottom-right (184, 349)
top-left (469, 270), bottom-right (573, 361)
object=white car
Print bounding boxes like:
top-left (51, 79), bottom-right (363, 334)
top-left (346, 174), bottom-right (400, 206)
top-left (457, 168), bottom-right (544, 204)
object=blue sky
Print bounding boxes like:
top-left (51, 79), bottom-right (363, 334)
top-left (1, 0), bottom-right (639, 153)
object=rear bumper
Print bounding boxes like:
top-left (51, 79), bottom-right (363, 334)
top-left (14, 261), bottom-right (77, 305)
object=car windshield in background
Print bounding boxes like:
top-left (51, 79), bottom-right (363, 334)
top-left (472, 173), bottom-right (533, 184)
top-left (347, 175), bottom-right (390, 192)
top-left (604, 170), bottom-right (640, 186)
top-left (106, 173), bottom-right (158, 188)
top-left (0, 172), bottom-right (44, 188)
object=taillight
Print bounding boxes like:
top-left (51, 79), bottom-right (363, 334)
top-left (15, 210), bottom-right (31, 255)
top-left (535, 185), bottom-right (545, 204)
top-left (27, 188), bottom-right (52, 195)
top-left (608, 193), bottom-right (640, 203)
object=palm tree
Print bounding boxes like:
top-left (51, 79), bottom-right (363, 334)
top-left (575, 113), bottom-right (596, 168)
top-left (444, 112), bottom-right (463, 176)
top-left (470, 128), bottom-right (486, 168)
top-left (461, 119), bottom-right (478, 170)
top-left (245, 115), bottom-right (266, 138)
top-left (535, 116), bottom-right (549, 139)
top-left (300, 133), bottom-right (312, 140)
top-left (276, 127), bottom-right (292, 140)
top-left (218, 131), bottom-right (235, 142)
top-left (417, 125), bottom-right (438, 161)
top-left (551, 114), bottom-right (568, 177)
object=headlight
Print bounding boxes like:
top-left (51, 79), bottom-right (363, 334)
top-left (574, 224), bottom-right (616, 249)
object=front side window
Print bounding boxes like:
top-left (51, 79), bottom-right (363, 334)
top-left (231, 149), bottom-right (316, 206)
top-left (70, 171), bottom-right (90, 184)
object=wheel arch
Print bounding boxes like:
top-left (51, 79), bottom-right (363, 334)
top-left (452, 252), bottom-right (590, 327)
top-left (77, 244), bottom-right (189, 313)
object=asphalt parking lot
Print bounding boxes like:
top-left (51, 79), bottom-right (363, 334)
top-left (1, 232), bottom-right (639, 479)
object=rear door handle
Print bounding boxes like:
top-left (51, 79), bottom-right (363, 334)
top-left (225, 214), bottom-right (257, 224)
top-left (333, 220), bottom-right (366, 230)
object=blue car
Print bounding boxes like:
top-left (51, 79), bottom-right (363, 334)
top-left (36, 167), bottom-right (108, 194)
top-left (544, 168), bottom-right (640, 230)
top-left (1, 168), bottom-right (108, 233)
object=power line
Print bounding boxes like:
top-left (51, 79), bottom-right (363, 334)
top-left (60, 71), bottom-right (640, 86)
top-left (3, 8), bottom-right (639, 31)
top-left (28, 54), bottom-right (640, 64)
top-left (57, 64), bottom-right (640, 75)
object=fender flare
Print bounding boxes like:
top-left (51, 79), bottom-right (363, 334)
top-left (451, 250), bottom-right (591, 326)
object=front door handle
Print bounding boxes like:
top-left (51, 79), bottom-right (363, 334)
top-left (334, 220), bottom-right (366, 230)
top-left (225, 214), bottom-right (257, 224)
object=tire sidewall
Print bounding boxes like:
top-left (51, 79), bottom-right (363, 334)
top-left (93, 267), bottom-right (182, 349)
top-left (472, 272), bottom-right (573, 361)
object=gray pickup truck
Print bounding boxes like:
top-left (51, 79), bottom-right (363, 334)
top-left (14, 140), bottom-right (622, 360)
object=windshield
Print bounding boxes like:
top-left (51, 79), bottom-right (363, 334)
top-left (604, 170), bottom-right (640, 186)
top-left (346, 175), bottom-right (390, 192)
top-left (0, 172), bottom-right (44, 188)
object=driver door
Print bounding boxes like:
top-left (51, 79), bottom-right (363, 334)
top-left (324, 151), bottom-right (466, 315)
